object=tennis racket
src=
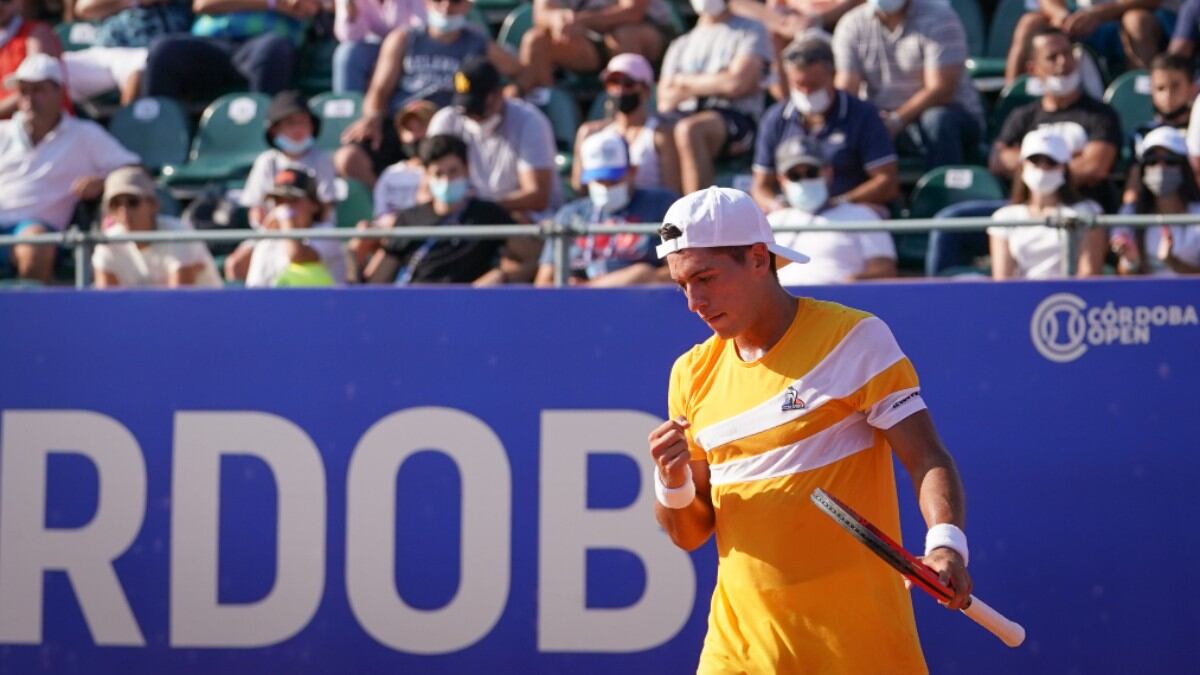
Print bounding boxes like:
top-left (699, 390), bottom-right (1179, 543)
top-left (810, 487), bottom-right (1026, 648)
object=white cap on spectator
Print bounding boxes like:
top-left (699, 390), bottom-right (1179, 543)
top-left (1139, 126), bottom-right (1188, 159)
top-left (579, 129), bottom-right (630, 183)
top-left (4, 53), bottom-right (64, 88)
top-left (656, 187), bottom-right (810, 265)
top-left (1019, 129), bottom-right (1071, 164)
top-left (601, 53), bottom-right (655, 87)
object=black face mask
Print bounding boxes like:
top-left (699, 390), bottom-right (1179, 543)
top-left (616, 91), bottom-right (641, 115)
top-left (400, 140), bottom-right (420, 159)
top-left (1158, 103), bottom-right (1190, 122)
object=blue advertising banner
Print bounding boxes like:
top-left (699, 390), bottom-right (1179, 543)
top-left (0, 279), bottom-right (1197, 674)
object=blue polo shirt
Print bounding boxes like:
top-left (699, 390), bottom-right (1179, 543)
top-left (752, 91), bottom-right (897, 198)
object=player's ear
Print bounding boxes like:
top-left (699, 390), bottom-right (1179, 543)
top-left (748, 243), bottom-right (773, 275)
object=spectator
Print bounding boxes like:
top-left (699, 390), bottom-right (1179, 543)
top-left (513, 0), bottom-right (676, 95)
top-left (1010, 0), bottom-right (1167, 84)
top-left (337, 0), bottom-right (520, 188)
top-left (751, 35), bottom-right (897, 215)
top-left (571, 52), bottom-right (680, 194)
top-left (767, 135), bottom-right (895, 285)
top-left (1113, 126), bottom-right (1200, 275)
top-left (0, 54), bottom-right (138, 283)
top-left (1121, 53), bottom-right (1193, 203)
top-left (657, 0), bottom-right (771, 194)
top-left (729, 0), bottom-right (865, 43)
top-left (990, 27), bottom-right (1121, 209)
top-left (64, 0), bottom-right (192, 105)
top-left (333, 0), bottom-right (425, 93)
top-left (536, 128), bottom-right (677, 286)
top-left (141, 0), bottom-right (316, 101)
top-left (425, 56), bottom-right (561, 228)
top-left (93, 166), bottom-right (222, 288)
top-left (0, 0), bottom-right (62, 118)
top-left (245, 168), bottom-right (343, 287)
top-left (988, 129), bottom-right (1106, 279)
top-left (363, 134), bottom-right (528, 285)
top-left (832, 0), bottom-right (984, 169)
top-left (225, 90), bottom-right (340, 281)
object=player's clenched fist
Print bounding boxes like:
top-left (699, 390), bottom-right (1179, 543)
top-left (648, 417), bottom-right (691, 488)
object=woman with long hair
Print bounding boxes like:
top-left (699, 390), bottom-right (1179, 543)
top-left (1112, 126), bottom-right (1200, 275)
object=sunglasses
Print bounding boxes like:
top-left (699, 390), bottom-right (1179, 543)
top-left (784, 166), bottom-right (821, 182)
top-left (1142, 154), bottom-right (1183, 167)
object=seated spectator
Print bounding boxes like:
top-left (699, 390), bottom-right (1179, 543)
top-left (988, 129), bottom-right (1106, 279)
top-left (513, 0), bottom-right (675, 95)
top-left (1113, 126), bottom-right (1200, 275)
top-left (93, 166), bottom-right (222, 288)
top-left (333, 0), bottom-right (425, 93)
top-left (337, 0), bottom-right (520, 188)
top-left (0, 54), bottom-right (138, 283)
top-left (536, 128), bottom-right (677, 286)
top-left (751, 35), bottom-right (897, 214)
top-left (1009, 0), bottom-right (1167, 84)
top-left (142, 0), bottom-right (316, 101)
top-left (0, 0), bottom-right (62, 118)
top-left (571, 52), bottom-right (680, 195)
top-left (1121, 53), bottom-right (1194, 203)
top-left (990, 27), bottom-right (1120, 210)
top-left (729, 0), bottom-right (864, 43)
top-left (832, 0), bottom-right (983, 169)
top-left (245, 168), bottom-right (344, 287)
top-left (426, 56), bottom-right (561, 230)
top-left (65, 0), bottom-right (192, 105)
top-left (225, 90), bottom-right (340, 280)
top-left (363, 134), bottom-right (529, 285)
top-left (768, 135), bottom-right (895, 285)
top-left (657, 1), bottom-right (770, 194)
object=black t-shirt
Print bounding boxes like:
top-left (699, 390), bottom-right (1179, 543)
top-left (376, 198), bottom-right (514, 284)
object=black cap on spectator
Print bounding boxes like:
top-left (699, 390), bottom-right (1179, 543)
top-left (453, 56), bottom-right (501, 117)
top-left (776, 136), bottom-right (824, 175)
top-left (267, 167), bottom-right (322, 204)
top-left (265, 90), bottom-right (320, 144)
top-left (782, 35), bottom-right (834, 67)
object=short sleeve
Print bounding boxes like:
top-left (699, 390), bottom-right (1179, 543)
top-left (996, 103), bottom-right (1034, 147)
top-left (516, 106), bottom-right (556, 172)
top-left (840, 317), bottom-right (927, 429)
top-left (831, 13), bottom-right (862, 75)
top-left (857, 231), bottom-right (897, 260)
top-left (659, 37), bottom-right (682, 79)
top-left (426, 108), bottom-right (457, 136)
top-left (858, 100), bottom-right (899, 170)
top-left (743, 21), bottom-right (772, 64)
top-left (922, 10), bottom-right (968, 70)
top-left (83, 123), bottom-right (139, 173)
top-left (1188, 95), bottom-right (1200, 157)
top-left (239, 152), bottom-right (274, 207)
top-left (987, 204), bottom-right (1022, 238)
top-left (1089, 102), bottom-right (1124, 148)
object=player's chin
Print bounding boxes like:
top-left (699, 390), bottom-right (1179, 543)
top-left (701, 312), bottom-right (732, 334)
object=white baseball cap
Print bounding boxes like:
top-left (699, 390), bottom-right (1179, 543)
top-left (4, 53), bottom-right (64, 89)
top-left (1138, 125), bottom-right (1188, 160)
top-left (1019, 128), bottom-right (1071, 164)
top-left (579, 129), bottom-right (630, 184)
top-left (656, 187), bottom-right (810, 265)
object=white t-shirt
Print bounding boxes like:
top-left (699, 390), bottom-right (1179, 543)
top-left (239, 147), bottom-right (340, 214)
top-left (1113, 202), bottom-right (1200, 275)
top-left (0, 113), bottom-right (139, 229)
top-left (1186, 91), bottom-right (1200, 158)
top-left (373, 161), bottom-right (423, 217)
top-left (245, 236), bottom-right (348, 288)
top-left (92, 217), bottom-right (222, 287)
top-left (768, 203), bottom-right (896, 285)
top-left (987, 200), bottom-right (1102, 278)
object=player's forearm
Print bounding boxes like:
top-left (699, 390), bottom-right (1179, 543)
top-left (911, 450), bottom-right (966, 528)
top-left (655, 498), bottom-right (715, 551)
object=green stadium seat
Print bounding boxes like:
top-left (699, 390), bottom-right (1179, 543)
top-left (466, 4), bottom-right (492, 35)
top-left (967, 0), bottom-right (1026, 84)
top-left (950, 0), bottom-right (985, 58)
top-left (989, 74), bottom-right (1038, 141)
top-left (1104, 69), bottom-right (1153, 141)
top-left (160, 92), bottom-right (271, 187)
top-left (336, 177), bottom-right (373, 229)
top-left (309, 91), bottom-right (363, 152)
top-left (475, 0), bottom-right (522, 29)
top-left (54, 21), bottom-right (98, 51)
top-left (527, 87), bottom-right (581, 173)
top-left (908, 165), bottom-right (1005, 219)
top-left (497, 3), bottom-right (533, 52)
top-left (108, 97), bottom-right (191, 173)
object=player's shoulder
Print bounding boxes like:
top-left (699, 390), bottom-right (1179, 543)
top-left (670, 333), bottom-right (724, 379)
top-left (803, 297), bottom-right (876, 329)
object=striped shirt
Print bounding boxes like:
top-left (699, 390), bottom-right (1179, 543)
top-left (669, 299), bottom-right (928, 674)
top-left (831, 0), bottom-right (982, 122)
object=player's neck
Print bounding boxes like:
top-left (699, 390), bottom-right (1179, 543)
top-left (733, 288), bottom-right (798, 361)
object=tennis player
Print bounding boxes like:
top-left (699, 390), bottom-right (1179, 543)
top-left (648, 187), bottom-right (972, 674)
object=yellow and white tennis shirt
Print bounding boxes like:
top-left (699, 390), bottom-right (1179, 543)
top-left (668, 298), bottom-right (929, 675)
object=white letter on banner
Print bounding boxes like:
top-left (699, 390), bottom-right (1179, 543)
top-left (538, 410), bottom-right (695, 652)
top-left (0, 410), bottom-right (146, 645)
top-left (346, 407), bottom-right (511, 654)
top-left (170, 412), bottom-right (326, 647)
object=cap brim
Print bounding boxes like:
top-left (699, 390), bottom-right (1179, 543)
top-left (580, 166), bottom-right (627, 183)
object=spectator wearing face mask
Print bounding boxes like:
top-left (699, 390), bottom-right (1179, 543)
top-left (767, 135), bottom-right (896, 285)
top-left (245, 168), bottom-right (344, 288)
top-left (363, 134), bottom-right (529, 285)
top-left (1113, 126), bottom-right (1200, 276)
top-left (990, 27), bottom-right (1121, 210)
top-left (1120, 53), bottom-right (1194, 204)
top-left (536, 128), bottom-right (677, 286)
top-left (571, 52), bottom-right (680, 195)
top-left (988, 129), bottom-right (1106, 280)
top-left (751, 35), bottom-right (897, 215)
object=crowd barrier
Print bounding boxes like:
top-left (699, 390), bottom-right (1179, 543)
top-left (0, 279), bottom-right (1197, 673)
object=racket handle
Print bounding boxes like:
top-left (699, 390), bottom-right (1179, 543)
top-left (961, 595), bottom-right (1026, 647)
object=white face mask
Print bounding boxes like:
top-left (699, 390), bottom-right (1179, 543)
top-left (1043, 70), bottom-right (1080, 97)
top-left (588, 181), bottom-right (631, 214)
top-left (783, 178), bottom-right (828, 213)
top-left (426, 8), bottom-right (466, 33)
top-left (790, 88), bottom-right (831, 116)
top-left (689, 0), bottom-right (725, 16)
top-left (1022, 163), bottom-right (1065, 196)
top-left (869, 0), bottom-right (906, 14)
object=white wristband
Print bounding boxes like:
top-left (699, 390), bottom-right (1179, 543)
top-left (925, 523), bottom-right (969, 567)
top-left (654, 464), bottom-right (696, 509)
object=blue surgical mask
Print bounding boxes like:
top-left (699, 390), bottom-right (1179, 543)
top-left (427, 9), bottom-right (466, 33)
top-left (430, 177), bottom-right (469, 205)
top-left (274, 134), bottom-right (314, 156)
top-left (869, 0), bottom-right (906, 14)
top-left (783, 178), bottom-right (828, 213)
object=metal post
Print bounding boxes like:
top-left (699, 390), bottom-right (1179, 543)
top-left (551, 220), bottom-right (570, 288)
top-left (70, 227), bottom-right (93, 289)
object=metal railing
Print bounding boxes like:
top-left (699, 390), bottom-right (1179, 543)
top-left (1, 212), bottom-right (1195, 289)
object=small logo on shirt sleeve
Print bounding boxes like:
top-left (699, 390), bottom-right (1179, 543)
top-left (782, 386), bottom-right (806, 412)
top-left (890, 391), bottom-right (921, 410)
